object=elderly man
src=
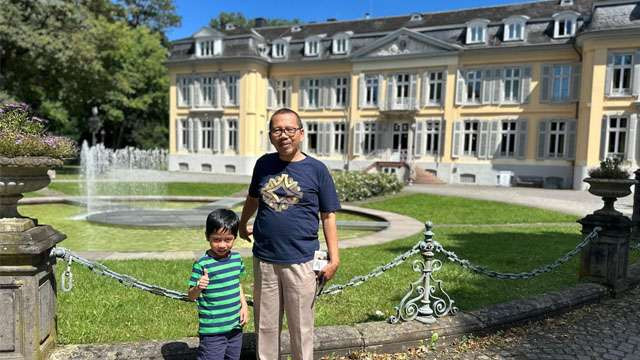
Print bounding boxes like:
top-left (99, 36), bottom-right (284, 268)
top-left (239, 108), bottom-right (340, 360)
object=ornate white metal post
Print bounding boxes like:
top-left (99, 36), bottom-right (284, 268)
top-left (390, 221), bottom-right (457, 324)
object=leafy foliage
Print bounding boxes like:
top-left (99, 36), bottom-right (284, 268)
top-left (0, 103), bottom-right (76, 159)
top-left (209, 12), bottom-right (300, 30)
top-left (332, 171), bottom-right (404, 202)
top-left (587, 158), bottom-right (630, 179)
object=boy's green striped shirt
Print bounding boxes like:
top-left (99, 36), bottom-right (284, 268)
top-left (189, 251), bottom-right (245, 335)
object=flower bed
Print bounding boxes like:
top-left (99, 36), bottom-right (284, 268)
top-left (333, 171), bottom-right (403, 202)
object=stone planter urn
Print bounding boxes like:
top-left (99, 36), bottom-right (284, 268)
top-left (0, 156), bottom-right (62, 219)
top-left (583, 177), bottom-right (637, 216)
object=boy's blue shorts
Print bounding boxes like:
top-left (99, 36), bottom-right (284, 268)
top-left (197, 329), bottom-right (243, 360)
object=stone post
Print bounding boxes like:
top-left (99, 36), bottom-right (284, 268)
top-left (578, 212), bottom-right (630, 294)
top-left (0, 218), bottom-right (66, 360)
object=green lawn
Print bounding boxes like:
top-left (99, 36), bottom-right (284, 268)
top-left (46, 182), bottom-right (248, 197)
top-left (362, 193), bottom-right (578, 224)
top-left (19, 204), bottom-right (375, 252)
top-left (56, 223), bottom-right (597, 344)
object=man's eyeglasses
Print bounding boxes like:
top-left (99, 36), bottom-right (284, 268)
top-left (270, 127), bottom-right (302, 137)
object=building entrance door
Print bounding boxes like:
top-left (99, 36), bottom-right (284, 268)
top-left (392, 122), bottom-right (409, 161)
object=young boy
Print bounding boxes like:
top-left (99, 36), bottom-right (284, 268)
top-left (188, 209), bottom-right (249, 360)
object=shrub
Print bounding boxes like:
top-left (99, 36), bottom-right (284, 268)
top-left (587, 158), bottom-right (630, 179)
top-left (0, 103), bottom-right (76, 159)
top-left (332, 171), bottom-right (403, 202)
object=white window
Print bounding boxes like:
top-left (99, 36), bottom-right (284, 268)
top-left (553, 12), bottom-right (578, 38)
top-left (201, 119), bottom-right (212, 150)
top-left (177, 76), bottom-right (192, 107)
top-left (332, 34), bottom-right (350, 55)
top-left (465, 70), bottom-right (483, 103)
top-left (503, 16), bottom-right (527, 41)
top-left (199, 76), bottom-right (216, 107)
top-left (335, 77), bottom-right (348, 108)
top-left (610, 54), bottom-right (633, 96)
top-left (180, 119), bottom-right (191, 150)
top-left (334, 122), bottom-right (346, 154)
top-left (365, 75), bottom-right (379, 107)
top-left (395, 73), bottom-right (411, 105)
top-left (607, 116), bottom-right (627, 158)
top-left (466, 20), bottom-right (489, 44)
top-left (306, 79), bottom-right (321, 108)
top-left (306, 122), bottom-right (318, 153)
top-left (364, 122), bottom-right (377, 154)
top-left (548, 120), bottom-right (567, 158)
top-left (197, 39), bottom-right (222, 57)
top-left (225, 75), bottom-right (239, 106)
top-left (500, 120), bottom-right (518, 157)
top-left (227, 119), bottom-right (238, 151)
top-left (276, 80), bottom-right (290, 108)
top-left (305, 37), bottom-right (321, 57)
top-left (463, 121), bottom-right (479, 156)
top-left (552, 65), bottom-right (572, 102)
top-left (504, 67), bottom-right (521, 102)
top-left (425, 121), bottom-right (440, 155)
top-left (272, 40), bottom-right (287, 58)
top-left (427, 71), bottom-right (444, 105)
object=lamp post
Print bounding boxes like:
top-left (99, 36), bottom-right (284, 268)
top-left (88, 106), bottom-right (102, 145)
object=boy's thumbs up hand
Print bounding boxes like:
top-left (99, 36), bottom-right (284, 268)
top-left (198, 268), bottom-right (209, 290)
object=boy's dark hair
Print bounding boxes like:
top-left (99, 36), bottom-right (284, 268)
top-left (205, 209), bottom-right (239, 237)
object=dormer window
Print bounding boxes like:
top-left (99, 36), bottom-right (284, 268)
top-left (466, 19), bottom-right (489, 44)
top-left (272, 40), bottom-right (288, 59)
top-left (553, 11), bottom-right (579, 38)
top-left (503, 16), bottom-right (528, 41)
top-left (197, 38), bottom-right (222, 57)
top-left (332, 33), bottom-right (351, 55)
top-left (560, 0), bottom-right (573, 6)
top-left (291, 25), bottom-right (302, 32)
top-left (305, 36), bottom-right (321, 57)
top-left (410, 13), bottom-right (423, 22)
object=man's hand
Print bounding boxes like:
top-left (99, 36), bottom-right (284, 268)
top-left (239, 224), bottom-right (253, 242)
top-left (197, 268), bottom-right (209, 290)
top-left (319, 260), bottom-right (339, 281)
top-left (239, 302), bottom-right (249, 325)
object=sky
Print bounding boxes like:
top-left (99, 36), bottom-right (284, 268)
top-left (167, 0), bottom-right (538, 40)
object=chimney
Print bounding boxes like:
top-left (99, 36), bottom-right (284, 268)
top-left (225, 23), bottom-right (236, 31)
top-left (254, 17), bottom-right (267, 27)
top-left (364, 13), bottom-right (371, 19)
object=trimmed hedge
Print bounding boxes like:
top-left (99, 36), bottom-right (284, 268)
top-left (332, 171), bottom-right (403, 202)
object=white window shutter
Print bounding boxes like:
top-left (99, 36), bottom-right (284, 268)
top-left (358, 74), bottom-right (366, 109)
top-left (301, 122), bottom-right (309, 153)
top-left (488, 120), bottom-right (499, 159)
top-left (440, 70), bottom-right (447, 107)
top-left (455, 70), bottom-right (465, 105)
top-left (478, 121), bottom-right (489, 159)
top-left (222, 119), bottom-right (229, 153)
top-left (566, 120), bottom-right (577, 160)
top-left (600, 116), bottom-right (608, 160)
top-left (516, 119), bottom-right (528, 159)
top-left (386, 76), bottom-right (394, 110)
top-left (626, 115), bottom-right (637, 163)
top-left (537, 120), bottom-right (547, 160)
top-left (221, 77), bottom-right (230, 106)
top-left (605, 54), bottom-right (614, 97)
top-left (328, 121), bottom-right (335, 156)
top-left (493, 69), bottom-right (503, 105)
top-left (193, 77), bottom-right (201, 107)
top-left (322, 78), bottom-right (332, 109)
top-left (520, 66), bottom-right (532, 104)
top-left (194, 118), bottom-right (201, 152)
top-left (377, 74), bottom-right (384, 108)
top-left (481, 69), bottom-right (493, 104)
top-left (452, 121), bottom-right (461, 158)
top-left (267, 79), bottom-right (276, 109)
top-left (213, 118), bottom-right (221, 153)
top-left (410, 74), bottom-right (418, 109)
top-left (541, 65), bottom-right (552, 102)
top-left (570, 65), bottom-right (581, 102)
top-left (438, 119), bottom-right (446, 156)
top-left (176, 118), bottom-right (183, 150)
top-left (414, 120), bottom-right (424, 157)
top-left (300, 79), bottom-right (308, 109)
top-left (422, 73), bottom-right (430, 107)
top-left (215, 77), bottom-right (222, 109)
top-left (286, 82), bottom-right (292, 107)
top-left (187, 118), bottom-right (194, 152)
top-left (633, 51), bottom-right (640, 97)
top-left (353, 122), bottom-right (363, 156)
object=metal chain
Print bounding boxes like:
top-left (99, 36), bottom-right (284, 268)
top-left (433, 227), bottom-right (601, 280)
top-left (319, 240), bottom-right (422, 296)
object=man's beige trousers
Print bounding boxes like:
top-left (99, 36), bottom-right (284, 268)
top-left (253, 258), bottom-right (316, 360)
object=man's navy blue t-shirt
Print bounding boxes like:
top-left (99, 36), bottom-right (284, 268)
top-left (248, 153), bottom-right (340, 264)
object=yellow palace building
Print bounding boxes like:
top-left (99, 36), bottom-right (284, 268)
top-left (166, 0), bottom-right (640, 190)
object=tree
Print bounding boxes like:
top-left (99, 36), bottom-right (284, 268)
top-left (209, 12), bottom-right (300, 30)
top-left (114, 0), bottom-right (181, 33)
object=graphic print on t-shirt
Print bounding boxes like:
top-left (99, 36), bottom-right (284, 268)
top-left (260, 173), bottom-right (304, 212)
